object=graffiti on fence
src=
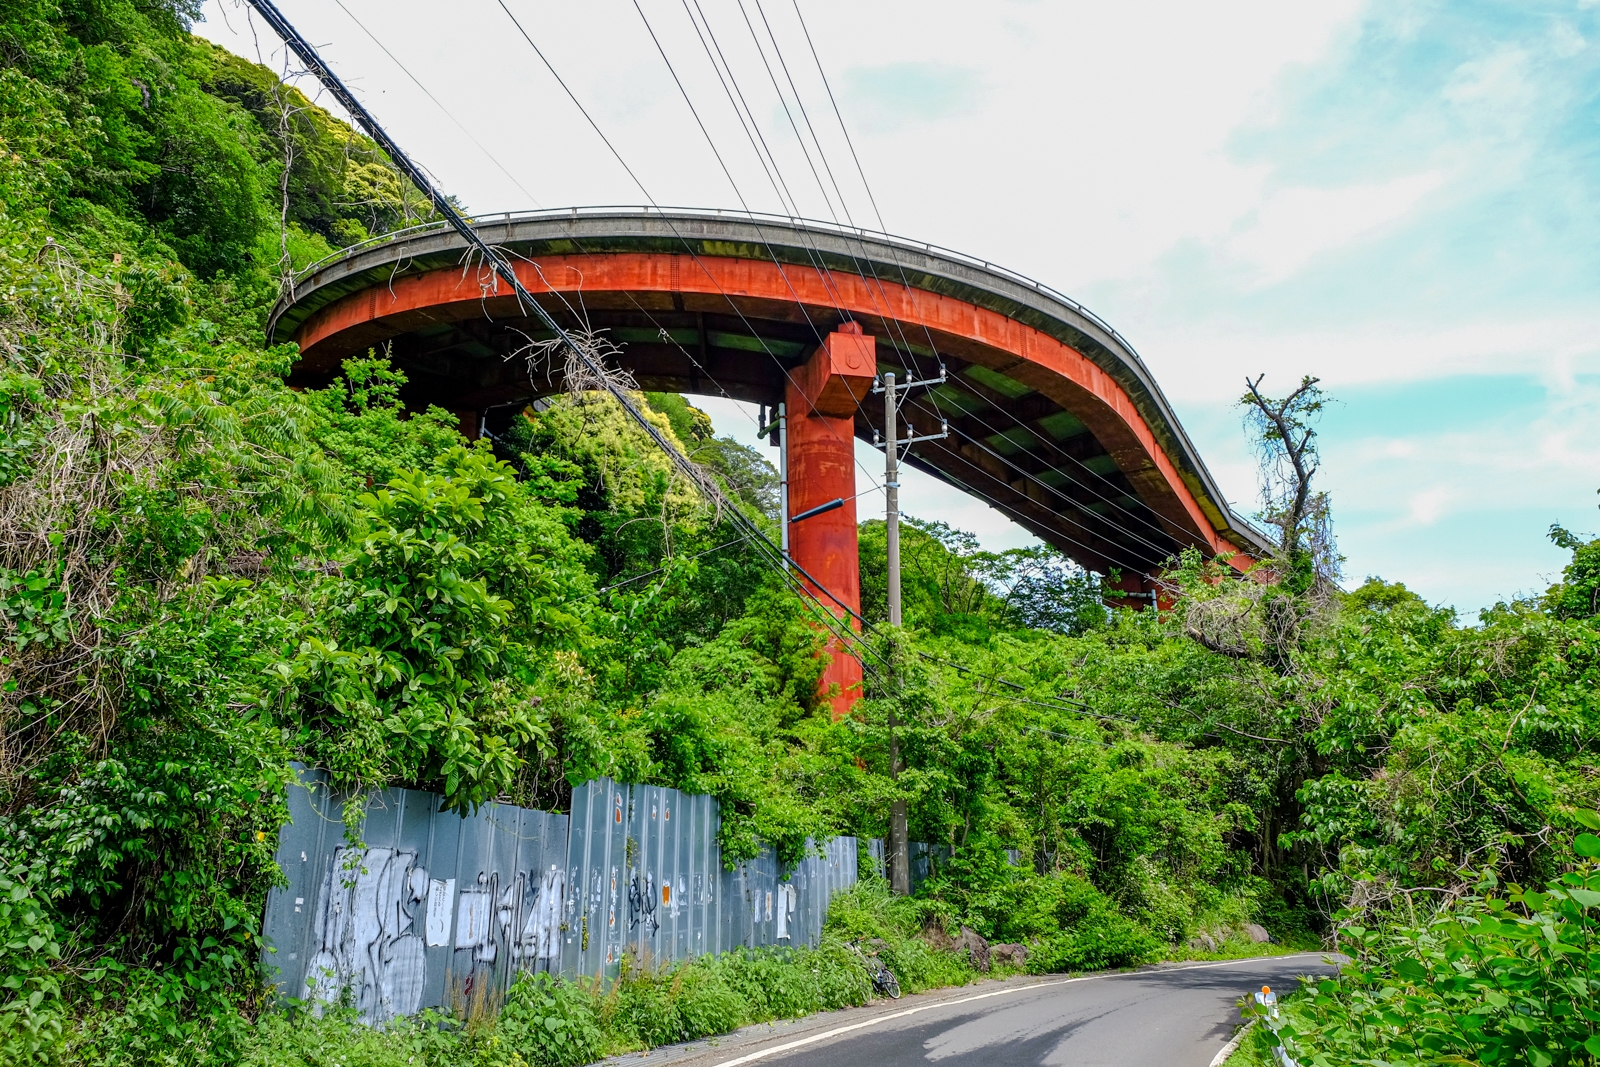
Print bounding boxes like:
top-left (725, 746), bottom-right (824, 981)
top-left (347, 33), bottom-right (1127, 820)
top-left (264, 769), bottom-right (866, 1024)
top-left (304, 846), bottom-right (430, 1023)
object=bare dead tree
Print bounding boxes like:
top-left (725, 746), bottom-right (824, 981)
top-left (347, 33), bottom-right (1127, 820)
top-left (1241, 374), bottom-right (1340, 589)
top-left (245, 6), bottom-right (317, 298)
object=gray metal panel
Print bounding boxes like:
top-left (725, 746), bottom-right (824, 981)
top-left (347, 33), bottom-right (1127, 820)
top-left (672, 791), bottom-right (691, 963)
top-left (910, 841), bottom-right (931, 893)
top-left (723, 858), bottom-right (748, 950)
top-left (263, 770), bottom-right (863, 1022)
top-left (785, 842), bottom-right (812, 950)
top-left (394, 788), bottom-right (445, 1007)
top-left (419, 793), bottom-right (463, 1010)
top-left (693, 792), bottom-right (715, 959)
top-left (260, 765), bottom-right (338, 998)
top-left (867, 838), bottom-right (887, 880)
top-left (558, 781), bottom-right (590, 979)
top-left (564, 777), bottom-right (629, 982)
top-left (749, 847), bottom-right (778, 950)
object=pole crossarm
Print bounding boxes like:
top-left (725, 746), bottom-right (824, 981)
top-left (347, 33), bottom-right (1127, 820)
top-left (872, 368), bottom-right (947, 394)
top-left (872, 365), bottom-right (948, 456)
top-left (871, 423), bottom-right (949, 450)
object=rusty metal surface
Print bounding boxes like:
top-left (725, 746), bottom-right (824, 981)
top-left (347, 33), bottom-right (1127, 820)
top-left (262, 768), bottom-right (867, 1022)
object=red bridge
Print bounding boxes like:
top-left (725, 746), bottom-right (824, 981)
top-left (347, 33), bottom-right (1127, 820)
top-left (271, 209), bottom-right (1267, 711)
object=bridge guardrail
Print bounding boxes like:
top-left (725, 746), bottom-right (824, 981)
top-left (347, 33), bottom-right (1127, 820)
top-left (285, 205), bottom-right (1151, 376)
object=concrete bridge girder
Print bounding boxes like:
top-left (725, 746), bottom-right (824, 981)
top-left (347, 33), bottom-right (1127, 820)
top-left (269, 210), bottom-right (1271, 697)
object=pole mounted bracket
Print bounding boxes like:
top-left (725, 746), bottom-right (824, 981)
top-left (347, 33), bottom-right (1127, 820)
top-left (789, 497), bottom-right (845, 524)
top-left (872, 420), bottom-right (949, 451)
top-left (872, 365), bottom-right (947, 395)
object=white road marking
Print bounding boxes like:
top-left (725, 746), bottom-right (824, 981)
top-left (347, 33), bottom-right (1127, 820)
top-left (706, 954), bottom-right (1332, 1066)
top-left (1209, 1020), bottom-right (1258, 1067)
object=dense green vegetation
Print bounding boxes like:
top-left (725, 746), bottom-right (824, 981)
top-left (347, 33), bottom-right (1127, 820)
top-left (1, 4), bottom-right (1598, 1066)
top-left (1252, 829), bottom-right (1600, 1067)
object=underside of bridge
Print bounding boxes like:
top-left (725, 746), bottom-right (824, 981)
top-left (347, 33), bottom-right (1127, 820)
top-left (271, 210), bottom-right (1270, 659)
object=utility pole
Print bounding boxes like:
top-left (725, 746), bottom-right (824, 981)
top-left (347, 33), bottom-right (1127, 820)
top-left (885, 374), bottom-right (901, 628)
top-left (874, 368), bottom-right (946, 896)
top-left (778, 402), bottom-right (789, 568)
top-left (884, 373), bottom-right (909, 896)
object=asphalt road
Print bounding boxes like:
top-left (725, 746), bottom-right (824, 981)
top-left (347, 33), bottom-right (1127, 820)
top-left (659, 954), bottom-right (1338, 1067)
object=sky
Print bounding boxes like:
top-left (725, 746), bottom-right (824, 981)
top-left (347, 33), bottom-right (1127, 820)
top-left (196, 0), bottom-right (1600, 616)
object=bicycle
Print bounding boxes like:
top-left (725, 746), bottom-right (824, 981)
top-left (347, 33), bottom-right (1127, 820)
top-left (847, 940), bottom-right (902, 999)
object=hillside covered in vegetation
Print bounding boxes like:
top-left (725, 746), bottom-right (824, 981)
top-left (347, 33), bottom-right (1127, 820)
top-left (2, 4), bottom-right (1598, 1066)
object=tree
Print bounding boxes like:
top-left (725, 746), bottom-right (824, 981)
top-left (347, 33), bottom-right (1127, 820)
top-left (992, 546), bottom-right (1108, 636)
top-left (1241, 374), bottom-right (1340, 592)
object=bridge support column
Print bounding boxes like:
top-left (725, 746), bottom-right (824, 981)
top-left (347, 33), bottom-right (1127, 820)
top-left (786, 324), bottom-right (876, 719)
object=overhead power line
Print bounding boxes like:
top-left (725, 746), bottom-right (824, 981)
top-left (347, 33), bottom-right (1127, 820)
top-left (352, 0), bottom-right (1172, 580)
top-left (774, 1), bottom-right (1192, 562)
top-left (240, 0), bottom-right (882, 677)
top-left (493, 0), bottom-right (890, 498)
top-left (243, 0), bottom-right (666, 465)
top-left (328, 0), bottom-right (542, 209)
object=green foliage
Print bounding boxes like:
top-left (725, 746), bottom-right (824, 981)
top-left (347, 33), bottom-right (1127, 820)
top-left (187, 38), bottom-right (439, 249)
top-left (1224, 1018), bottom-right (1283, 1067)
top-left (641, 393), bottom-right (779, 519)
top-left (0, 868), bottom-right (62, 1066)
top-left (822, 878), bottom-right (974, 991)
top-left (142, 81), bottom-right (269, 277)
top-left (488, 972), bottom-right (603, 1067)
top-left (1548, 525), bottom-right (1600, 621)
top-left (959, 870), bottom-right (1159, 972)
top-left (238, 1007), bottom-right (465, 1067)
top-left (1265, 836), bottom-right (1600, 1067)
top-left (301, 356), bottom-right (464, 492)
top-left (279, 447), bottom-right (582, 813)
top-left (227, 909), bottom-right (964, 1067)
top-left (858, 518), bottom-right (1105, 637)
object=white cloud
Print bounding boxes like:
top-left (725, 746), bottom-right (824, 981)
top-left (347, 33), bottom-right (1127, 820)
top-left (1550, 21), bottom-right (1588, 59)
top-left (841, 62), bottom-right (984, 133)
top-left (1137, 314), bottom-right (1600, 407)
top-left (1442, 47), bottom-right (1534, 107)
top-left (1403, 486), bottom-right (1454, 527)
top-left (1223, 171), bottom-right (1444, 286)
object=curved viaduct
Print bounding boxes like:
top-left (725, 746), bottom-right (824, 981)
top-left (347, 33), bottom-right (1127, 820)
top-left (270, 208), bottom-right (1267, 705)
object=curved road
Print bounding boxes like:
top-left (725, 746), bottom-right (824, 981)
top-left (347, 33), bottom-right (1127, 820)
top-left (614, 954), bottom-right (1337, 1067)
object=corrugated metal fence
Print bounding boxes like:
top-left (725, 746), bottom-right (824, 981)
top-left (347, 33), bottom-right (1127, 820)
top-left (261, 767), bottom-right (863, 1022)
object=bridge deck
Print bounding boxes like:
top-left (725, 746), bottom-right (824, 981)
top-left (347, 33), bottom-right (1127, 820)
top-left (270, 208), bottom-right (1268, 581)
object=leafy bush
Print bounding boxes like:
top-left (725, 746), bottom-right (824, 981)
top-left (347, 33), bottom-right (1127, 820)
top-left (0, 868), bottom-right (62, 1066)
top-left (489, 972), bottom-right (603, 1067)
top-left (1026, 912), bottom-right (1161, 974)
top-left (238, 1007), bottom-right (465, 1067)
top-left (602, 937), bottom-right (886, 1052)
top-left (226, 924), bottom-right (953, 1067)
top-left (822, 879), bottom-right (974, 991)
top-left (955, 869), bottom-right (1160, 973)
top-left (1264, 832), bottom-right (1600, 1067)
